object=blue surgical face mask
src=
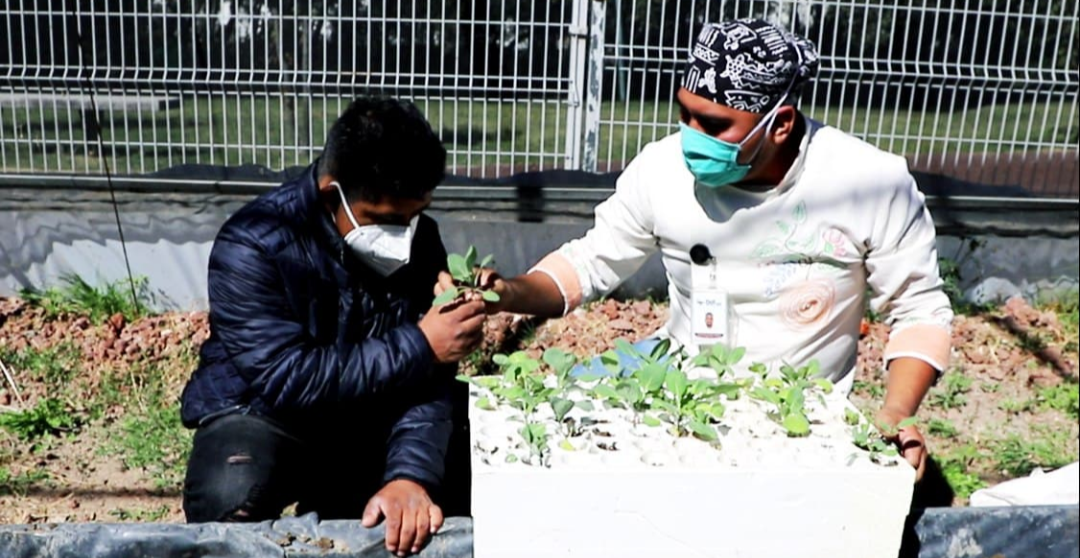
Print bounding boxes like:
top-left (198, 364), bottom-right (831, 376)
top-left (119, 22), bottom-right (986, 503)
top-left (680, 102), bottom-right (783, 188)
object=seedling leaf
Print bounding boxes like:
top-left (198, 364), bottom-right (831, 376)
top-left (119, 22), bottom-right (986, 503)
top-left (447, 254), bottom-right (470, 282)
top-left (649, 338), bottom-right (672, 361)
top-left (432, 287), bottom-right (460, 306)
top-left (481, 290), bottom-right (501, 302)
top-left (638, 364), bottom-right (667, 393)
top-left (592, 384), bottom-right (620, 401)
top-left (600, 350), bottom-right (623, 375)
top-left (614, 338), bottom-right (636, 356)
top-left (689, 420), bottom-right (718, 441)
top-left (844, 408), bottom-right (861, 426)
top-left (783, 413), bottom-right (811, 437)
top-left (464, 245), bottom-right (478, 270)
top-left (550, 397), bottom-right (574, 422)
top-left (642, 414), bottom-right (662, 427)
top-left (665, 370), bottom-right (689, 401)
top-left (813, 378), bottom-right (834, 394)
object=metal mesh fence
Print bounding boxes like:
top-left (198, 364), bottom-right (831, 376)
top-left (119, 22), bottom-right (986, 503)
top-left (0, 0), bottom-right (583, 178)
top-left (592, 0), bottom-right (1079, 197)
top-left (1, 0), bottom-right (1077, 197)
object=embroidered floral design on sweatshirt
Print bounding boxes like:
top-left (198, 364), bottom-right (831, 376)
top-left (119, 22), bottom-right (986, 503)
top-left (751, 201), bottom-right (814, 261)
top-left (753, 202), bottom-right (855, 300)
top-left (778, 278), bottom-right (836, 328)
top-left (820, 227), bottom-right (849, 257)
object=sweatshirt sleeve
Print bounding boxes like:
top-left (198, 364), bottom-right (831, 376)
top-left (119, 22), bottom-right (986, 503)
top-left (865, 161), bottom-right (954, 373)
top-left (529, 150), bottom-right (659, 315)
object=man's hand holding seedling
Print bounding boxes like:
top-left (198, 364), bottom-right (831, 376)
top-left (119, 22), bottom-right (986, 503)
top-left (876, 356), bottom-right (937, 481)
top-left (434, 245), bottom-right (568, 318)
top-left (418, 298), bottom-right (486, 364)
top-left (434, 246), bottom-right (509, 312)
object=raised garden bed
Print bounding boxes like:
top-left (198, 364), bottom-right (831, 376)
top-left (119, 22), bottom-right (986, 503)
top-left (0, 278), bottom-right (1077, 529)
top-left (462, 343), bottom-right (915, 557)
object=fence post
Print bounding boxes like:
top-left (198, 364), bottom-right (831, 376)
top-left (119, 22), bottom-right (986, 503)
top-left (564, 0), bottom-right (589, 170)
top-left (581, 0), bottom-right (606, 174)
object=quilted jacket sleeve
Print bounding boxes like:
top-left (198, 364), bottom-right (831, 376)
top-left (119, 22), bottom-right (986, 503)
top-left (382, 227), bottom-right (454, 489)
top-left (381, 365), bottom-right (454, 489)
top-left (206, 237), bottom-right (436, 413)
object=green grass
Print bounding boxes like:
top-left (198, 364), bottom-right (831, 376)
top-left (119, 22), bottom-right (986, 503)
top-left (0, 467), bottom-right (50, 497)
top-left (0, 343), bottom-right (81, 390)
top-left (935, 444), bottom-right (988, 501)
top-left (21, 275), bottom-right (152, 326)
top-left (0, 398), bottom-right (81, 441)
top-left (991, 429), bottom-right (1076, 478)
top-left (1035, 383), bottom-right (1079, 421)
top-left (852, 379), bottom-right (885, 400)
top-left (98, 365), bottom-right (192, 491)
top-left (1037, 289), bottom-right (1079, 353)
top-left (109, 504), bottom-right (172, 522)
top-left (926, 418), bottom-right (959, 439)
top-left (2, 96), bottom-right (1073, 175)
top-left (998, 397), bottom-right (1036, 414)
top-left (928, 372), bottom-right (973, 410)
top-left (0, 344), bottom-right (91, 444)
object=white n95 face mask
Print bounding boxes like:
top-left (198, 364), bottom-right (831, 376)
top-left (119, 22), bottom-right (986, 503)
top-left (332, 181), bottom-right (418, 277)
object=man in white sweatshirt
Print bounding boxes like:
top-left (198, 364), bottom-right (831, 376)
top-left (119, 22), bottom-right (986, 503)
top-left (439, 17), bottom-right (952, 480)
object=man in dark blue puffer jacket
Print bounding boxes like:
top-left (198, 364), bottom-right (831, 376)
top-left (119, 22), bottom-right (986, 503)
top-left (179, 97), bottom-right (485, 557)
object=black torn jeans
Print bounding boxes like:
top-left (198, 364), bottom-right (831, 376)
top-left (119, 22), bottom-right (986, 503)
top-left (182, 410), bottom-right (471, 523)
top-left (182, 412), bottom-right (380, 522)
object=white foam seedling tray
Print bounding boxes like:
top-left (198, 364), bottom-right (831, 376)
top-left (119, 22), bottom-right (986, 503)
top-left (468, 382), bottom-right (915, 558)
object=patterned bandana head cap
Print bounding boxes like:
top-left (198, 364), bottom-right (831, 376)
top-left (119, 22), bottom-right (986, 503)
top-left (681, 18), bottom-right (820, 113)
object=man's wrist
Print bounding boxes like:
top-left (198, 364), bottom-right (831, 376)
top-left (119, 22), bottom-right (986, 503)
top-left (880, 401), bottom-right (917, 418)
top-left (384, 476), bottom-right (432, 494)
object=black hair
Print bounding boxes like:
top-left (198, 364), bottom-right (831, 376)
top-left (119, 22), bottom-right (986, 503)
top-left (317, 97), bottom-right (446, 202)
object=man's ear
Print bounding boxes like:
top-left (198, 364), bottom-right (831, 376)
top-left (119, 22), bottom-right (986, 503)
top-left (317, 174), bottom-right (338, 195)
top-left (771, 105), bottom-right (799, 145)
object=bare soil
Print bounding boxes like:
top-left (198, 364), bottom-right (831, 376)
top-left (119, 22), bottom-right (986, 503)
top-left (1, 295), bottom-right (1077, 523)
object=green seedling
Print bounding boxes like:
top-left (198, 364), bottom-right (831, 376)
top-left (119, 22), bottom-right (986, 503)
top-left (847, 410), bottom-right (917, 465)
top-left (749, 360), bottom-right (832, 437)
top-left (543, 348), bottom-right (582, 391)
top-left (592, 376), bottom-right (652, 424)
top-left (433, 245), bottom-right (500, 306)
top-left (691, 344), bottom-right (752, 398)
top-left (458, 351), bottom-right (545, 411)
top-left (651, 368), bottom-right (725, 441)
top-left (590, 340), bottom-right (672, 418)
top-left (519, 421), bottom-right (550, 467)
top-left (460, 350), bottom-right (572, 464)
top-left (600, 338), bottom-right (679, 376)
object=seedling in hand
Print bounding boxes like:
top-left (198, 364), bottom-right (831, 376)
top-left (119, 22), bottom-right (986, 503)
top-left (433, 245), bottom-right (500, 306)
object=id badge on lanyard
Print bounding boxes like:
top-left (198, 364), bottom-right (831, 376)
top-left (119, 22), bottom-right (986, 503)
top-left (690, 246), bottom-right (730, 346)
